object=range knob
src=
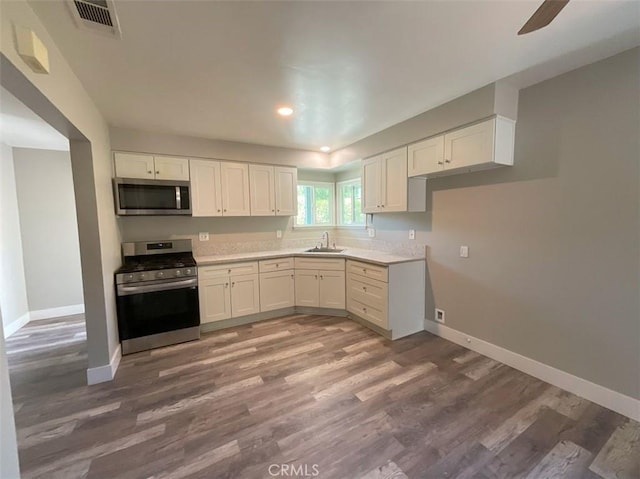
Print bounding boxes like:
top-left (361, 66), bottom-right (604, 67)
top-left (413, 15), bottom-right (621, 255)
top-left (156, 271), bottom-right (164, 279)
top-left (139, 273), bottom-right (146, 281)
top-left (175, 270), bottom-right (182, 276)
top-left (185, 269), bottom-right (192, 275)
top-left (126, 274), bottom-right (134, 282)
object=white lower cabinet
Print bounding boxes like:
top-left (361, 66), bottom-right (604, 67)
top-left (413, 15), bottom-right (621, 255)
top-left (199, 262), bottom-right (260, 323)
top-left (346, 259), bottom-right (425, 339)
top-left (259, 269), bottom-right (295, 312)
top-left (294, 258), bottom-right (345, 309)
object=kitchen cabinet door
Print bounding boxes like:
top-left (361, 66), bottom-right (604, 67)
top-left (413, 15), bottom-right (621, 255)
top-left (294, 270), bottom-right (319, 307)
top-left (260, 270), bottom-right (295, 312)
top-left (199, 276), bottom-right (231, 323)
top-left (362, 156), bottom-right (381, 213)
top-left (319, 270), bottom-right (345, 309)
top-left (230, 274), bottom-right (260, 317)
top-left (444, 119), bottom-right (494, 170)
top-left (114, 153), bottom-right (155, 179)
top-left (249, 164), bottom-right (276, 216)
top-left (380, 147), bottom-right (407, 212)
top-left (154, 156), bottom-right (190, 181)
top-left (190, 159), bottom-right (223, 217)
top-left (407, 135), bottom-right (444, 176)
top-left (220, 162), bottom-right (251, 216)
top-left (274, 166), bottom-right (297, 216)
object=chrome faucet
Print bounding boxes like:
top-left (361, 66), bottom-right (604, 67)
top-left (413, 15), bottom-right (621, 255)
top-left (321, 231), bottom-right (329, 249)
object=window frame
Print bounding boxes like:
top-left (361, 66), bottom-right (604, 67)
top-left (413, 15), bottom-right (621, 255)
top-left (294, 180), bottom-right (336, 228)
top-left (336, 178), bottom-right (365, 228)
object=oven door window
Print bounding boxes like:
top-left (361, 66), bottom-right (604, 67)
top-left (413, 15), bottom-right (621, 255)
top-left (116, 286), bottom-right (199, 340)
top-left (118, 184), bottom-right (179, 210)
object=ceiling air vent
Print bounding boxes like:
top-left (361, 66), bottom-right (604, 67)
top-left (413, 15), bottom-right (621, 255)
top-left (67, 0), bottom-right (122, 38)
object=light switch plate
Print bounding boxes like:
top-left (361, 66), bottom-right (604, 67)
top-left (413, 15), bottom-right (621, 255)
top-left (199, 232), bottom-right (210, 241)
top-left (460, 245), bottom-right (469, 258)
top-left (409, 229), bottom-right (415, 240)
top-left (368, 228), bottom-right (376, 238)
top-left (276, 230), bottom-right (282, 239)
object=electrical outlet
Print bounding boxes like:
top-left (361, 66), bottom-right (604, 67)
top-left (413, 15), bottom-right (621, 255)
top-left (409, 229), bottom-right (415, 240)
top-left (460, 245), bottom-right (469, 258)
top-left (198, 232), bottom-right (209, 241)
top-left (368, 228), bottom-right (376, 238)
top-left (276, 230), bottom-right (282, 239)
top-left (435, 308), bottom-right (445, 324)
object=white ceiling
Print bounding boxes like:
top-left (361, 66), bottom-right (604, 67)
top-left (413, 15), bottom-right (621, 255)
top-left (29, 0), bottom-right (639, 152)
top-left (0, 87), bottom-right (69, 151)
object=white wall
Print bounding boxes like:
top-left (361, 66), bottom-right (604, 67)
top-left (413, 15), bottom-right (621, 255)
top-left (13, 148), bottom-right (84, 313)
top-left (0, 142), bottom-right (29, 336)
top-left (1, 0), bottom-right (122, 378)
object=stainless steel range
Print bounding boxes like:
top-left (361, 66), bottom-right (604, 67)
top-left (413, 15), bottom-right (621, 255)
top-left (115, 239), bottom-right (200, 354)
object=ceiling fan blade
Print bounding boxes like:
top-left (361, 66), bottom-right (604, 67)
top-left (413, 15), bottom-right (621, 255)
top-left (518, 0), bottom-right (570, 35)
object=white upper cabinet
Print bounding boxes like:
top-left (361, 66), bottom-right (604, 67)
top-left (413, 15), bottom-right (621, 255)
top-left (249, 164), bottom-right (276, 216)
top-left (249, 165), bottom-right (297, 216)
top-left (363, 147), bottom-right (418, 213)
top-left (274, 166), bottom-right (297, 216)
top-left (154, 156), bottom-right (190, 181)
top-left (408, 116), bottom-right (516, 178)
top-left (190, 159), bottom-right (223, 217)
top-left (380, 147), bottom-right (408, 212)
top-left (220, 162), bottom-right (251, 216)
top-left (114, 152), bottom-right (189, 180)
top-left (407, 135), bottom-right (445, 177)
top-left (362, 155), bottom-right (382, 213)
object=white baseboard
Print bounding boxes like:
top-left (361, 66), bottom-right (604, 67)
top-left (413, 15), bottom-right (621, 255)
top-left (30, 304), bottom-right (85, 321)
top-left (3, 313), bottom-right (31, 338)
top-left (424, 320), bottom-right (640, 422)
top-left (86, 344), bottom-right (121, 385)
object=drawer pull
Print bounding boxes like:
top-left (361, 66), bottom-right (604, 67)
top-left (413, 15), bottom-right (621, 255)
top-left (231, 282), bottom-right (235, 287)
top-left (362, 286), bottom-right (367, 292)
top-left (228, 269), bottom-right (231, 273)
top-left (363, 307), bottom-right (367, 313)
top-left (225, 282), bottom-right (229, 288)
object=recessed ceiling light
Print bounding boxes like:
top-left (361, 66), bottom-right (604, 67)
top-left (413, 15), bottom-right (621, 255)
top-left (277, 106), bottom-right (293, 117)
top-left (320, 146), bottom-right (331, 152)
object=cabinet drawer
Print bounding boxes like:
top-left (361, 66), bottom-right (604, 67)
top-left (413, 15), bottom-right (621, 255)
top-left (347, 274), bottom-right (387, 310)
top-left (347, 260), bottom-right (388, 282)
top-left (294, 257), bottom-right (345, 271)
top-left (199, 261), bottom-right (259, 279)
top-left (259, 257), bottom-right (294, 273)
top-left (347, 297), bottom-right (388, 329)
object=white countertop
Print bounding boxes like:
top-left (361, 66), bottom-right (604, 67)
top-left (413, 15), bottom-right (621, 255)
top-left (195, 247), bottom-right (424, 267)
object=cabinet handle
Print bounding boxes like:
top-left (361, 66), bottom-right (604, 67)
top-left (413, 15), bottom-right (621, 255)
top-left (277, 209), bottom-right (280, 212)
top-left (232, 282), bottom-right (235, 287)
top-left (224, 209), bottom-right (227, 212)
top-left (225, 282), bottom-right (229, 288)
top-left (147, 170), bottom-right (152, 174)
top-left (445, 159), bottom-right (450, 163)
top-left (363, 286), bottom-right (367, 292)
top-left (437, 161), bottom-right (444, 165)
top-left (276, 264), bottom-right (279, 268)
top-left (156, 171), bottom-right (160, 174)
top-left (272, 209), bottom-right (275, 212)
top-left (363, 307), bottom-right (367, 313)
top-left (320, 275), bottom-right (324, 280)
top-left (315, 275), bottom-right (318, 279)
top-left (228, 269), bottom-right (231, 273)
top-left (291, 274), bottom-right (294, 279)
top-left (217, 209), bottom-right (221, 213)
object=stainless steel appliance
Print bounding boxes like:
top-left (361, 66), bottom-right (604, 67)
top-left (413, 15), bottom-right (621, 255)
top-left (115, 239), bottom-right (200, 354)
top-left (113, 178), bottom-right (191, 216)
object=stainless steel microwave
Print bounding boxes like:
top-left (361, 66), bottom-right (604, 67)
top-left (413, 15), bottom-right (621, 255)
top-left (113, 178), bottom-right (191, 216)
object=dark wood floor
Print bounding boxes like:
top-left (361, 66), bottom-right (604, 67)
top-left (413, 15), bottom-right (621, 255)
top-left (6, 314), bottom-right (640, 479)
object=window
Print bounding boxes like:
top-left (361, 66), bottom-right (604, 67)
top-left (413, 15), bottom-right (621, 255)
top-left (337, 179), bottom-right (365, 226)
top-left (296, 182), bottom-right (335, 226)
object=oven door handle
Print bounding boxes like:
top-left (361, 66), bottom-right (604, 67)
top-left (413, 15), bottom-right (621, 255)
top-left (117, 278), bottom-right (198, 296)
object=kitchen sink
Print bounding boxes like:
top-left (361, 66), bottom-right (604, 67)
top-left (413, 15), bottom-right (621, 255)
top-left (304, 247), bottom-right (345, 253)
